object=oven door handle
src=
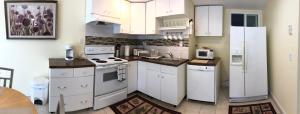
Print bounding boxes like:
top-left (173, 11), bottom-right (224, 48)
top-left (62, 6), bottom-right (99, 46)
top-left (96, 65), bottom-right (118, 69)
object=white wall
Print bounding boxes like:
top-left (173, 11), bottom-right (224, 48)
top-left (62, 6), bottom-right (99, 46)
top-left (0, 0), bottom-right (86, 96)
top-left (263, 0), bottom-right (299, 113)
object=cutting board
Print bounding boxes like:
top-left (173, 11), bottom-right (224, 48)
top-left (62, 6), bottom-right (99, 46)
top-left (190, 59), bottom-right (209, 64)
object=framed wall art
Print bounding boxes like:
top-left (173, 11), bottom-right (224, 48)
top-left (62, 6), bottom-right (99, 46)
top-left (4, 1), bottom-right (57, 40)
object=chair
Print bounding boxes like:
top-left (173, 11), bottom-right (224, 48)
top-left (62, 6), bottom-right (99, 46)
top-left (0, 67), bottom-right (14, 88)
top-left (55, 94), bottom-right (65, 114)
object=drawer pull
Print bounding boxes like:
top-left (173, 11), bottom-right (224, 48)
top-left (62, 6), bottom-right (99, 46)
top-left (80, 100), bottom-right (88, 104)
top-left (80, 84), bottom-right (88, 88)
top-left (57, 86), bottom-right (67, 89)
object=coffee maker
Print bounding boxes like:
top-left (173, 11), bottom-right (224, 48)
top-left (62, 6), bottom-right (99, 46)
top-left (65, 45), bottom-right (74, 61)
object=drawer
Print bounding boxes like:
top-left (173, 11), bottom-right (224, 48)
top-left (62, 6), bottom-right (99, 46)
top-left (49, 93), bottom-right (93, 112)
top-left (160, 65), bottom-right (177, 75)
top-left (49, 76), bottom-right (93, 97)
top-left (74, 67), bottom-right (94, 77)
top-left (50, 68), bottom-right (73, 78)
top-left (146, 62), bottom-right (160, 71)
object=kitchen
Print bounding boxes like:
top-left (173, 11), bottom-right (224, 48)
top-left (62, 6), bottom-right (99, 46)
top-left (0, 0), bottom-right (299, 114)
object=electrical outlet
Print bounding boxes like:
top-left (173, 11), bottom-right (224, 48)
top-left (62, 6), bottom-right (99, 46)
top-left (288, 25), bottom-right (293, 36)
top-left (289, 53), bottom-right (293, 62)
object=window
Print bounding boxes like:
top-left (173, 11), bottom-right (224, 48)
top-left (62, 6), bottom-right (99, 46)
top-left (230, 10), bottom-right (262, 27)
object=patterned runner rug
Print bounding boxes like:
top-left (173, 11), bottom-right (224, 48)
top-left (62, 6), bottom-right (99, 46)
top-left (110, 95), bottom-right (181, 114)
top-left (229, 102), bottom-right (277, 114)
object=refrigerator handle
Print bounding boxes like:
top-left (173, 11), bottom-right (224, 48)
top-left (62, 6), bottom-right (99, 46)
top-left (245, 43), bottom-right (248, 73)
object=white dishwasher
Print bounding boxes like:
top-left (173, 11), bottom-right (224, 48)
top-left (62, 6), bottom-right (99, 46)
top-left (187, 61), bottom-right (220, 104)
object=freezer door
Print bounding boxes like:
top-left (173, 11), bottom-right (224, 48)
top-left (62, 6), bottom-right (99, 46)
top-left (229, 27), bottom-right (245, 98)
top-left (244, 27), bottom-right (268, 97)
top-left (230, 27), bottom-right (245, 66)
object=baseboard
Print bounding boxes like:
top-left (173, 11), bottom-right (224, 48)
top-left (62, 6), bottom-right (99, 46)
top-left (270, 93), bottom-right (286, 114)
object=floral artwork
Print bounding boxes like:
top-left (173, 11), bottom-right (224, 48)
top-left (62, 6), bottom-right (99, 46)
top-left (4, 1), bottom-right (57, 39)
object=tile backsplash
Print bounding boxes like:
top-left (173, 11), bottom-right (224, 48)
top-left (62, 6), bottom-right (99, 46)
top-left (85, 36), bottom-right (189, 47)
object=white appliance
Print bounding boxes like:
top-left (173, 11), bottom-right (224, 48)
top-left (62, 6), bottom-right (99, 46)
top-left (196, 48), bottom-right (214, 60)
top-left (229, 27), bottom-right (268, 102)
top-left (85, 45), bottom-right (128, 110)
top-left (65, 45), bottom-right (74, 61)
top-left (187, 62), bottom-right (220, 104)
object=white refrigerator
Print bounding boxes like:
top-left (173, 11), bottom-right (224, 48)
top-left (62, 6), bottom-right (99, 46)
top-left (229, 27), bottom-right (268, 102)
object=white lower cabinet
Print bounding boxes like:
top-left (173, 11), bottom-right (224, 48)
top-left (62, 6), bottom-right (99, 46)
top-left (49, 67), bottom-right (94, 112)
top-left (138, 61), bottom-right (186, 106)
top-left (127, 61), bottom-right (138, 94)
top-left (138, 61), bottom-right (147, 94)
top-left (146, 69), bottom-right (161, 99)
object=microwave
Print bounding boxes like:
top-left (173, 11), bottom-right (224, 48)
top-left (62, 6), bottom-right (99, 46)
top-left (196, 48), bottom-right (214, 60)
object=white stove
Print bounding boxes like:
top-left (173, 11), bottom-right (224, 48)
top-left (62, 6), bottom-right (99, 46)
top-left (85, 45), bottom-right (128, 110)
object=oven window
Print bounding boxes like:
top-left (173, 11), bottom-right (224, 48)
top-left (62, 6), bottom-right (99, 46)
top-left (199, 51), bottom-right (208, 56)
top-left (103, 71), bottom-right (118, 82)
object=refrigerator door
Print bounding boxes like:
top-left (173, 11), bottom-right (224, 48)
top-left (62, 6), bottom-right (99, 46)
top-left (229, 27), bottom-right (245, 98)
top-left (244, 27), bottom-right (268, 97)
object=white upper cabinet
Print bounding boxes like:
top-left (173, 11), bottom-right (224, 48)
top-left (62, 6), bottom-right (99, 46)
top-left (156, 0), bottom-right (170, 17)
top-left (195, 6), bottom-right (223, 36)
top-left (131, 3), bottom-right (146, 34)
top-left (156, 0), bottom-right (193, 18)
top-left (146, 0), bottom-right (157, 34)
top-left (86, 0), bottom-right (121, 24)
top-left (114, 0), bottom-right (131, 34)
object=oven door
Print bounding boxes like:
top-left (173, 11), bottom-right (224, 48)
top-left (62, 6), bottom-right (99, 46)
top-left (94, 65), bottom-right (128, 96)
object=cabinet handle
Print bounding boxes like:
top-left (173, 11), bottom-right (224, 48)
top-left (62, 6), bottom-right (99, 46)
top-left (80, 100), bottom-right (88, 104)
top-left (57, 86), bottom-right (66, 89)
top-left (81, 84), bottom-right (88, 88)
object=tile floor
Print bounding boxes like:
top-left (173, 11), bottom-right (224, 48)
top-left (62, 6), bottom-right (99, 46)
top-left (36, 88), bottom-right (281, 114)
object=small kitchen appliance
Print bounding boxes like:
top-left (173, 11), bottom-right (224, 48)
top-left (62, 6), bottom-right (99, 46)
top-left (196, 47), bottom-right (214, 60)
top-left (85, 45), bottom-right (128, 110)
top-left (124, 45), bottom-right (130, 57)
top-left (65, 45), bottom-right (74, 61)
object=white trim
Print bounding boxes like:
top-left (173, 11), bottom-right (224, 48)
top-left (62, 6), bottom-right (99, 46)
top-left (270, 93), bottom-right (287, 114)
top-left (228, 9), bottom-right (263, 27)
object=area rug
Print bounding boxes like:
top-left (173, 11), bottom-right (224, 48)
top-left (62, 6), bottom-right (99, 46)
top-left (229, 102), bottom-right (277, 114)
top-left (110, 95), bottom-right (181, 114)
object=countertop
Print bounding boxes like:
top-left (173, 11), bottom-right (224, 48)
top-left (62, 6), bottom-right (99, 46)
top-left (49, 58), bottom-right (95, 68)
top-left (120, 56), bottom-right (189, 67)
top-left (187, 57), bottom-right (221, 66)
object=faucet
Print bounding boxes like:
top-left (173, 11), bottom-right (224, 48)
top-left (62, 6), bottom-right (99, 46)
top-left (164, 51), bottom-right (174, 58)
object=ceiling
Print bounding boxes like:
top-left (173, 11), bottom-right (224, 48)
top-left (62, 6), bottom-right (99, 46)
top-left (193, 0), bottom-right (268, 9)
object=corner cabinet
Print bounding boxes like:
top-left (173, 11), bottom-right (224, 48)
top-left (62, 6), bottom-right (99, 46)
top-left (138, 61), bottom-right (186, 106)
top-left (127, 61), bottom-right (138, 94)
top-left (146, 0), bottom-right (157, 34)
top-left (195, 6), bottom-right (223, 36)
top-left (130, 3), bottom-right (146, 34)
top-left (156, 0), bottom-right (193, 18)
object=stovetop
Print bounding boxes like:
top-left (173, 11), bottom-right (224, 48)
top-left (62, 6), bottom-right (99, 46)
top-left (88, 57), bottom-right (128, 66)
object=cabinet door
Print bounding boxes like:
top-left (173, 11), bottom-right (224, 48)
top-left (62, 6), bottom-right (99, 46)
top-left (169, 0), bottom-right (185, 16)
top-left (156, 0), bottom-right (170, 17)
top-left (160, 73), bottom-right (177, 105)
top-left (110, 0), bottom-right (121, 18)
top-left (119, 0), bottom-right (131, 33)
top-left (138, 61), bottom-right (147, 93)
top-left (146, 69), bottom-right (161, 100)
top-left (146, 0), bottom-right (157, 34)
top-left (91, 0), bottom-right (108, 17)
top-left (128, 61), bottom-right (138, 94)
top-left (131, 3), bottom-right (146, 34)
top-left (195, 6), bottom-right (209, 36)
top-left (208, 6), bottom-right (223, 36)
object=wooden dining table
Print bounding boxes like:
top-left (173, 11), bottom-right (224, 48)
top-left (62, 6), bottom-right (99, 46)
top-left (0, 87), bottom-right (38, 114)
